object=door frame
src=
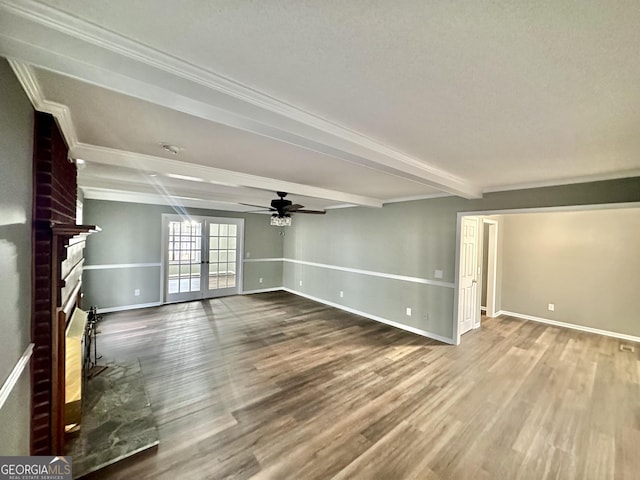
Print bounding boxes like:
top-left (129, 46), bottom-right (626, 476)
top-left (161, 214), bottom-right (244, 303)
top-left (482, 218), bottom-right (499, 319)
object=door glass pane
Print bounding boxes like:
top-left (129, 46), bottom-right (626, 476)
top-left (207, 220), bottom-right (238, 290)
top-left (168, 220), bottom-right (203, 295)
top-left (208, 262), bottom-right (219, 290)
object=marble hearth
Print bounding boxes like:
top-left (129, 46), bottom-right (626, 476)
top-left (66, 361), bottom-right (159, 478)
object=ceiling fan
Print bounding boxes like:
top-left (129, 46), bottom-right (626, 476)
top-left (241, 192), bottom-right (325, 225)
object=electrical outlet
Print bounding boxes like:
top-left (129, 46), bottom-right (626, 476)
top-left (134, 289), bottom-right (141, 297)
top-left (434, 269), bottom-right (443, 279)
top-left (406, 307), bottom-right (412, 316)
top-left (548, 303), bottom-right (555, 311)
top-left (339, 290), bottom-right (344, 298)
top-left (299, 280), bottom-right (303, 287)
top-left (423, 313), bottom-right (429, 321)
top-left (259, 277), bottom-right (263, 284)
top-left (246, 251), bottom-right (251, 258)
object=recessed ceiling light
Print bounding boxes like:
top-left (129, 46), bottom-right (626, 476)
top-left (161, 143), bottom-right (182, 155)
top-left (166, 173), bottom-right (204, 182)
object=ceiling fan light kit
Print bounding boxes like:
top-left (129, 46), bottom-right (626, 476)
top-left (270, 215), bottom-right (292, 227)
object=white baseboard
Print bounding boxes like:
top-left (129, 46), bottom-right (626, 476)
top-left (498, 310), bottom-right (640, 344)
top-left (94, 289), bottom-right (457, 345)
top-left (242, 287), bottom-right (284, 295)
top-left (282, 287), bottom-right (455, 345)
top-left (98, 302), bottom-right (162, 314)
top-left (99, 289), bottom-right (285, 312)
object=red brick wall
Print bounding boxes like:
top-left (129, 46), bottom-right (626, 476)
top-left (31, 112), bottom-right (77, 455)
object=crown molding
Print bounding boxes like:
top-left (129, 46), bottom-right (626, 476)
top-left (8, 58), bottom-right (78, 147)
top-left (482, 169), bottom-right (640, 194)
top-left (0, 0), bottom-right (481, 198)
top-left (384, 192), bottom-right (453, 204)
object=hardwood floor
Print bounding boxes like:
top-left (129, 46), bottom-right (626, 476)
top-left (84, 292), bottom-right (639, 480)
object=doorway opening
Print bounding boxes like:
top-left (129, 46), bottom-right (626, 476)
top-left (453, 201), bottom-right (640, 345)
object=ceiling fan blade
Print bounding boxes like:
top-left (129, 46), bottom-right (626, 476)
top-left (241, 195), bottom-right (323, 215)
top-left (240, 202), bottom-right (271, 209)
top-left (284, 203), bottom-right (305, 212)
top-left (296, 209), bottom-right (326, 214)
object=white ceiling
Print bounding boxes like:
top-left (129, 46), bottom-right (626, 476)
top-left (1, 0), bottom-right (639, 211)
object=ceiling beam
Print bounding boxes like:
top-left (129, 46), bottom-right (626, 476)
top-left (0, 0), bottom-right (482, 199)
top-left (81, 186), bottom-right (257, 213)
top-left (8, 59), bottom-right (383, 207)
top-left (73, 143), bottom-right (383, 207)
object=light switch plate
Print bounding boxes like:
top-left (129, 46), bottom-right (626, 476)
top-left (434, 270), bottom-right (443, 279)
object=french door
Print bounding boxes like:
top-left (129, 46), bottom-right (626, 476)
top-left (163, 215), bottom-right (244, 303)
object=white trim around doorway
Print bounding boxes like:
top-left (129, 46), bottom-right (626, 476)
top-left (453, 201), bottom-right (640, 345)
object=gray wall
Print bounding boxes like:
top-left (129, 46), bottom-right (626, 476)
top-left (83, 178), bottom-right (640, 341)
top-left (283, 179), bottom-right (640, 341)
top-left (283, 203), bottom-right (457, 340)
top-left (82, 200), bottom-right (283, 309)
top-left (0, 58), bottom-right (33, 455)
top-left (500, 208), bottom-right (640, 337)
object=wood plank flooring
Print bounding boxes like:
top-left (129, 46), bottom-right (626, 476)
top-left (84, 292), bottom-right (640, 480)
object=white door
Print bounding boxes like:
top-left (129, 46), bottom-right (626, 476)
top-left (458, 216), bottom-right (479, 335)
top-left (163, 215), bottom-right (243, 303)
